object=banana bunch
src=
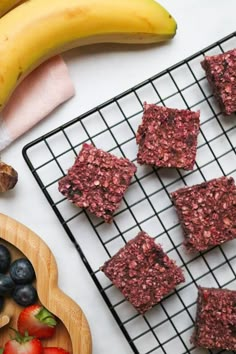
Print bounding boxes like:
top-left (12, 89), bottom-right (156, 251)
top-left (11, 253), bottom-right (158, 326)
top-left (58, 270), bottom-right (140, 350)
top-left (0, 0), bottom-right (177, 111)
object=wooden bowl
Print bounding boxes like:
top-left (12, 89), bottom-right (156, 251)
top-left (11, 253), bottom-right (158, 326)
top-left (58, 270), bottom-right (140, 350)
top-left (0, 213), bottom-right (92, 354)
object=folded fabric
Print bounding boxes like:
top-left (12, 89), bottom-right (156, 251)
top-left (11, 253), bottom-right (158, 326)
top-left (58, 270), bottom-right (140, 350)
top-left (0, 55), bottom-right (75, 151)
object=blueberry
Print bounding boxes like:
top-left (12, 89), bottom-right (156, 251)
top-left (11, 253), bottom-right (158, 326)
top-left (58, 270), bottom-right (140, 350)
top-left (0, 274), bottom-right (15, 296)
top-left (0, 245), bottom-right (11, 273)
top-left (12, 284), bottom-right (37, 307)
top-left (9, 258), bottom-right (35, 284)
top-left (0, 296), bottom-right (4, 311)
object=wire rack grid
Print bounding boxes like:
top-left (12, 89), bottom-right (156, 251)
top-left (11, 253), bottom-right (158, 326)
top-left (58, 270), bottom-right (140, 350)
top-left (23, 32), bottom-right (236, 354)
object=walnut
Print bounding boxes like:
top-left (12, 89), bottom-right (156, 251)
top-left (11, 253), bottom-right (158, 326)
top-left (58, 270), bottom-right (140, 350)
top-left (0, 162), bottom-right (18, 193)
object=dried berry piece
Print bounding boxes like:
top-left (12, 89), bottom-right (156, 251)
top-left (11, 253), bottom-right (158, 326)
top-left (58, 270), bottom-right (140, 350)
top-left (136, 103), bottom-right (200, 170)
top-left (58, 143), bottom-right (137, 223)
top-left (171, 176), bottom-right (236, 252)
top-left (201, 48), bottom-right (236, 115)
top-left (101, 231), bottom-right (185, 314)
top-left (0, 162), bottom-right (18, 192)
top-left (193, 287), bottom-right (236, 351)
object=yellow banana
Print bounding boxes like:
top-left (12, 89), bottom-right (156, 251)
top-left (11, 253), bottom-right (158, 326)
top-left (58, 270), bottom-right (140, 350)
top-left (0, 0), bottom-right (177, 110)
top-left (0, 0), bottom-right (23, 17)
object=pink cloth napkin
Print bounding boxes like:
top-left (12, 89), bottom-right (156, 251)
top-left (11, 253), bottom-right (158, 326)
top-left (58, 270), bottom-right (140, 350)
top-left (0, 55), bottom-right (75, 151)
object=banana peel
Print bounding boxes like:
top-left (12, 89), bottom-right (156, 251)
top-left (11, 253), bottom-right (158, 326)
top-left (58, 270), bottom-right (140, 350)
top-left (0, 0), bottom-right (177, 110)
top-left (0, 0), bottom-right (23, 17)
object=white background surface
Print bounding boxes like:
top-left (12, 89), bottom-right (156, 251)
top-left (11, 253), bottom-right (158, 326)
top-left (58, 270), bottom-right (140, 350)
top-left (1, 1), bottom-right (236, 353)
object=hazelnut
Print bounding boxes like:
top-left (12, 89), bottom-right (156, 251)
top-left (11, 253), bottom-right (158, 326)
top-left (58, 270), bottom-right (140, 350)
top-left (0, 162), bottom-right (18, 193)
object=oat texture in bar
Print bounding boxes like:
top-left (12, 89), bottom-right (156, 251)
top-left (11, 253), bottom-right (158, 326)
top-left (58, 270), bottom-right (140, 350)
top-left (101, 231), bottom-right (185, 314)
top-left (201, 48), bottom-right (236, 115)
top-left (58, 143), bottom-right (137, 223)
top-left (171, 176), bottom-right (236, 252)
top-left (136, 103), bottom-right (200, 170)
top-left (193, 287), bottom-right (236, 351)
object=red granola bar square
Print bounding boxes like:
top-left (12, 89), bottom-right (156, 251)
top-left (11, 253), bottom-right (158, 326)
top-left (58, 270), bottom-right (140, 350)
top-left (136, 103), bottom-right (200, 170)
top-left (201, 49), bottom-right (236, 115)
top-left (192, 287), bottom-right (236, 351)
top-left (171, 176), bottom-right (236, 252)
top-left (58, 143), bottom-right (137, 223)
top-left (101, 231), bottom-right (185, 314)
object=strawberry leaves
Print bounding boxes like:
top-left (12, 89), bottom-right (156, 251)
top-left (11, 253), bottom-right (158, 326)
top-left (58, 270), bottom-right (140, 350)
top-left (35, 307), bottom-right (57, 327)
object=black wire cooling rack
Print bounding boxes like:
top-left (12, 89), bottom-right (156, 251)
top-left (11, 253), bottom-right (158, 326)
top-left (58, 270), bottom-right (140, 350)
top-left (23, 31), bottom-right (236, 354)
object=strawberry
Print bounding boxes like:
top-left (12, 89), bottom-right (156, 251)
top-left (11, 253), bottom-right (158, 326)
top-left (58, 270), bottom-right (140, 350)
top-left (43, 348), bottom-right (69, 354)
top-left (3, 330), bottom-right (43, 354)
top-left (18, 305), bottom-right (57, 339)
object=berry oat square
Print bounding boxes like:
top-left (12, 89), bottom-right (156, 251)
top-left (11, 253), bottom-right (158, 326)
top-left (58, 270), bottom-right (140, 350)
top-left (171, 176), bottom-right (236, 252)
top-left (136, 103), bottom-right (200, 170)
top-left (58, 143), bottom-right (137, 223)
top-left (201, 48), bottom-right (236, 115)
top-left (193, 287), bottom-right (236, 351)
top-left (101, 231), bottom-right (185, 314)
